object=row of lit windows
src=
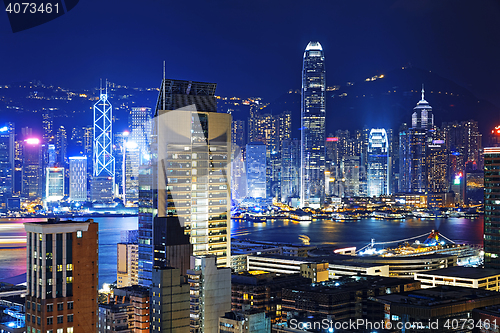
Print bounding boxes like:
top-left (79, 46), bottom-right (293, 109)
top-left (27, 327), bottom-right (73, 333)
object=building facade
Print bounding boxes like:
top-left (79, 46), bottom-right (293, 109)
top-left (484, 147), bottom-right (500, 269)
top-left (367, 129), bottom-right (389, 197)
top-left (301, 41), bottom-right (326, 208)
top-left (138, 79), bottom-right (231, 286)
top-left (45, 167), bottom-right (65, 202)
top-left (188, 256), bottom-right (231, 333)
top-left (24, 219), bottom-right (98, 333)
top-left (92, 84), bottom-right (115, 202)
top-left (69, 156), bottom-right (87, 202)
top-left (246, 142), bottom-right (266, 199)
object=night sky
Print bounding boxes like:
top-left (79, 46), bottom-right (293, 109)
top-left (1, 0), bottom-right (500, 105)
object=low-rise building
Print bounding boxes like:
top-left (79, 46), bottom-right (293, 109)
top-left (414, 267), bottom-right (500, 291)
top-left (282, 276), bottom-right (421, 323)
top-left (218, 310), bottom-right (270, 333)
top-left (113, 285), bottom-right (150, 333)
top-left (98, 302), bottom-right (133, 333)
top-left (231, 272), bottom-right (310, 324)
top-left (370, 286), bottom-right (500, 333)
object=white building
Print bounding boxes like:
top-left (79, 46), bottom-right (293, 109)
top-left (45, 167), bottom-right (64, 202)
top-left (69, 156), bottom-right (87, 201)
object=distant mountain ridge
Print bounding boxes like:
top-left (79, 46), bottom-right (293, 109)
top-left (266, 66), bottom-right (500, 139)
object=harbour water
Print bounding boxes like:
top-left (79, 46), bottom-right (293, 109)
top-left (0, 216), bottom-right (484, 287)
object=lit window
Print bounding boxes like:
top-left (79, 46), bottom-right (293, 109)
top-left (76, 231), bottom-right (82, 238)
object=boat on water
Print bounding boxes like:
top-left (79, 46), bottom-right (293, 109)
top-left (331, 213), bottom-right (360, 221)
top-left (356, 229), bottom-right (482, 266)
top-left (245, 213), bottom-right (267, 223)
top-left (370, 211), bottom-right (405, 220)
top-left (299, 235), bottom-right (310, 245)
top-left (287, 210), bottom-right (312, 222)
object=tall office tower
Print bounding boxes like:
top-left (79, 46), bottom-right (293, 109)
top-left (412, 86), bottom-right (434, 129)
top-left (367, 129), bottom-right (389, 197)
top-left (151, 267), bottom-right (190, 332)
top-left (123, 140), bottom-right (140, 204)
top-left (247, 103), bottom-right (262, 143)
top-left (301, 41), bottom-right (326, 208)
top-left (22, 138), bottom-right (42, 200)
top-left (24, 219), bottom-right (98, 333)
top-left (138, 78), bottom-right (231, 286)
top-left (231, 120), bottom-right (247, 202)
top-left (462, 120), bottom-right (483, 170)
top-left (484, 147), bottom-right (500, 269)
top-left (22, 127), bottom-right (33, 139)
top-left (246, 142), bottom-right (267, 199)
top-left (0, 123), bottom-right (14, 210)
top-left (426, 130), bottom-right (448, 192)
top-left (71, 127), bottom-right (85, 152)
top-left (399, 88), bottom-right (434, 193)
top-left (45, 167), bottom-right (65, 202)
top-left (113, 132), bottom-right (126, 197)
top-left (281, 139), bottom-right (301, 203)
top-left (129, 107), bottom-right (152, 163)
top-left (92, 84), bottom-right (115, 202)
top-left (388, 128), bottom-right (401, 193)
top-left (342, 156), bottom-right (360, 197)
top-left (277, 111), bottom-right (292, 150)
top-left (187, 256), bottom-right (231, 333)
top-left (56, 126), bottom-right (67, 166)
top-left (14, 140), bottom-right (23, 195)
top-left (117, 241), bottom-right (139, 288)
top-left (232, 120), bottom-right (246, 154)
top-left (83, 126), bottom-right (93, 176)
top-left (47, 144), bottom-right (56, 167)
top-left (69, 157), bottom-right (87, 202)
top-left (42, 111), bottom-right (54, 144)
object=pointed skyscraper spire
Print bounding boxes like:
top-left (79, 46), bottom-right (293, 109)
top-left (421, 84), bottom-right (425, 101)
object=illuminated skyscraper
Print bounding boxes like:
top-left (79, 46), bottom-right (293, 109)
top-left (69, 156), bottom-right (87, 202)
top-left (399, 87), bottom-right (433, 193)
top-left (22, 138), bottom-right (42, 200)
top-left (129, 107), bottom-right (152, 164)
top-left (231, 120), bottom-right (246, 201)
top-left (367, 129), bottom-right (389, 197)
top-left (45, 167), bottom-right (65, 202)
top-left (484, 147), bottom-right (500, 269)
top-left (92, 83), bottom-right (115, 202)
top-left (301, 41), bottom-right (326, 208)
top-left (281, 138), bottom-right (300, 203)
top-left (56, 125), bottom-right (67, 166)
top-left (412, 85), bottom-right (433, 129)
top-left (0, 123), bottom-right (14, 210)
top-left (138, 78), bottom-right (231, 286)
top-left (246, 142), bottom-right (267, 199)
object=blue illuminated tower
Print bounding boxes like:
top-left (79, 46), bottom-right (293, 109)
top-left (91, 81), bottom-right (115, 202)
top-left (301, 41), bottom-right (326, 208)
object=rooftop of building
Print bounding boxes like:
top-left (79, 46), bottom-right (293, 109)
top-left (374, 285), bottom-right (500, 307)
top-left (415, 266), bottom-right (500, 279)
top-left (114, 284), bottom-right (150, 297)
top-left (231, 272), bottom-right (310, 285)
top-left (283, 276), bottom-right (418, 295)
top-left (24, 218), bottom-right (95, 225)
top-left (98, 302), bottom-right (131, 310)
top-left (250, 252), bottom-right (452, 266)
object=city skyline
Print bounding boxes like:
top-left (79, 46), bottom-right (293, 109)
top-left (0, 1), bottom-right (500, 108)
